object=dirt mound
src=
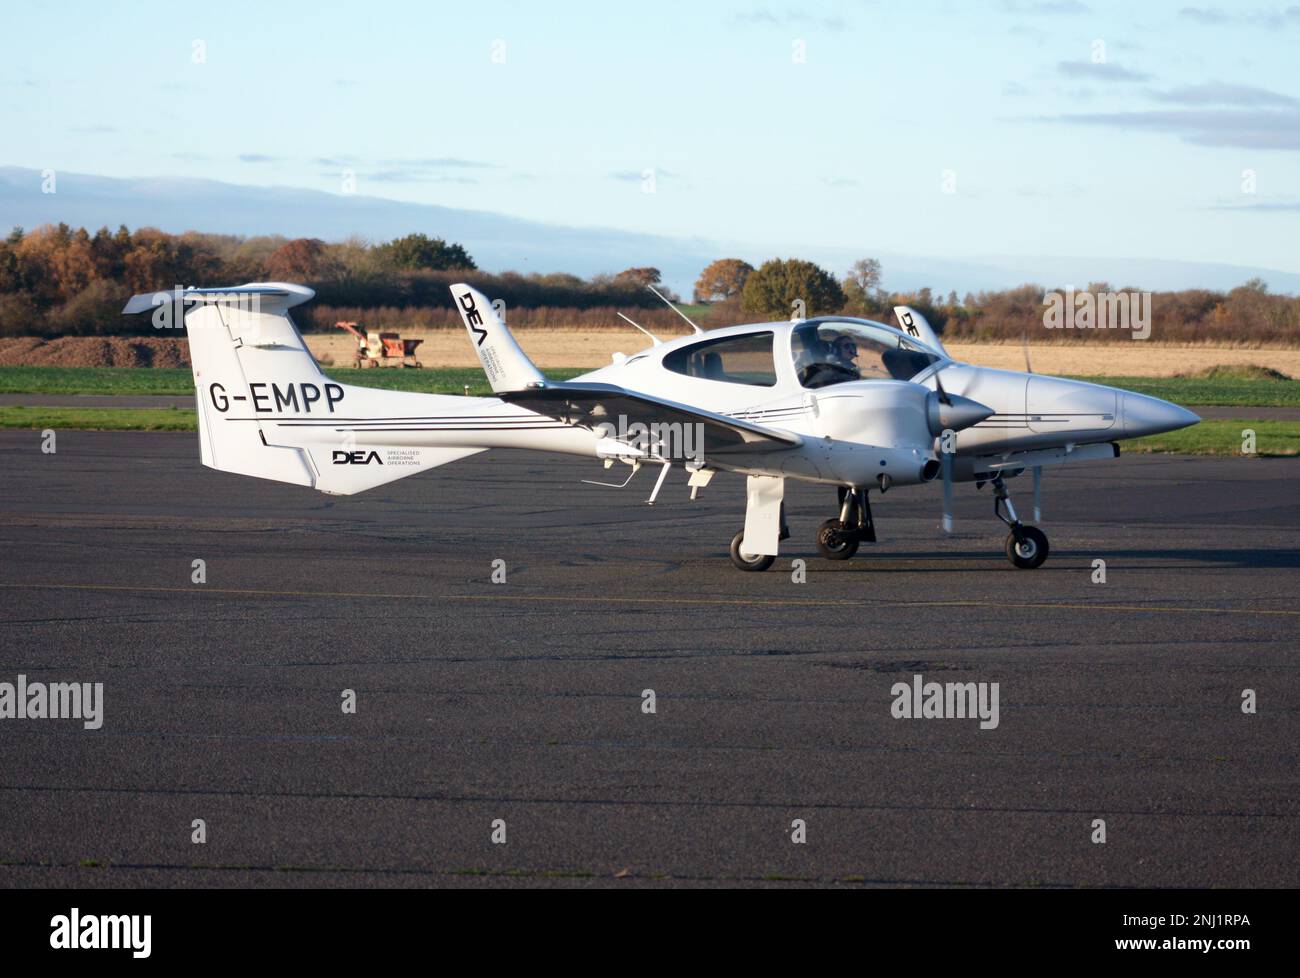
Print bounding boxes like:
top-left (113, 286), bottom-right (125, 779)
top-left (0, 336), bottom-right (191, 368)
top-left (1178, 364), bottom-right (1292, 381)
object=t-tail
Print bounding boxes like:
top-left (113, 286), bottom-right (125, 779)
top-left (122, 283), bottom-right (486, 494)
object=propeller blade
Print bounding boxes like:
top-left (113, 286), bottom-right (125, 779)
top-left (941, 449), bottom-right (954, 534)
top-left (934, 371), bottom-right (952, 406)
top-left (932, 370), bottom-right (967, 534)
top-left (1021, 329), bottom-right (1033, 374)
top-left (1032, 465), bottom-right (1042, 523)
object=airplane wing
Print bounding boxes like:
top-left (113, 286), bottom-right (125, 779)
top-left (500, 381), bottom-right (802, 456)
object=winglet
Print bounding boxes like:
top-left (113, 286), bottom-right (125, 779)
top-left (893, 305), bottom-right (947, 355)
top-left (450, 284), bottom-right (546, 393)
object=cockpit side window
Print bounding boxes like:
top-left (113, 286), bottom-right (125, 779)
top-left (662, 332), bottom-right (777, 387)
top-left (792, 322), bottom-right (940, 388)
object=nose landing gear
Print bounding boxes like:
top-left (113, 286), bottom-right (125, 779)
top-left (816, 487), bottom-right (875, 561)
top-left (991, 475), bottom-right (1049, 569)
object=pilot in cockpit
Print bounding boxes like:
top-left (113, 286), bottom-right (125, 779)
top-left (828, 333), bottom-right (862, 380)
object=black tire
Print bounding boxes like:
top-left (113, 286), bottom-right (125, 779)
top-left (730, 530), bottom-right (775, 572)
top-left (816, 518), bottom-right (860, 560)
top-left (1005, 526), bottom-right (1049, 569)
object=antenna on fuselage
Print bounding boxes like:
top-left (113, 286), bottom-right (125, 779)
top-left (646, 284), bottom-right (704, 335)
top-left (617, 311), bottom-right (663, 346)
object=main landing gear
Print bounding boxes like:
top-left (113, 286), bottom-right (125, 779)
top-left (729, 531), bottom-right (775, 572)
top-left (816, 486), bottom-right (875, 560)
top-left (990, 474), bottom-right (1049, 569)
top-left (728, 505), bottom-right (790, 572)
top-left (726, 478), bottom-right (1050, 572)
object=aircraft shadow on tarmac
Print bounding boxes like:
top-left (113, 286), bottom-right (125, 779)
top-left (771, 547), bottom-right (1300, 571)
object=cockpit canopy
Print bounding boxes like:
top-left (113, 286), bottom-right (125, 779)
top-left (792, 320), bottom-right (941, 389)
top-left (662, 331), bottom-right (778, 386)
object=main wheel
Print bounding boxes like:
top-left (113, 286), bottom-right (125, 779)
top-left (816, 519), bottom-right (860, 560)
top-left (729, 530), bottom-right (775, 572)
top-left (1005, 526), bottom-right (1049, 569)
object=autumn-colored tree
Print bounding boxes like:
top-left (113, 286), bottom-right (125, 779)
top-left (266, 238), bottom-right (332, 282)
top-left (741, 258), bottom-right (845, 319)
top-left (122, 243), bottom-right (168, 294)
top-left (48, 280), bottom-right (122, 336)
top-left (51, 227), bottom-right (96, 297)
top-left (693, 258), bottom-right (754, 303)
top-left (0, 291), bottom-right (40, 337)
top-left (13, 226), bottom-right (62, 306)
top-left (614, 267), bottom-right (663, 288)
top-left (0, 242), bottom-right (20, 295)
top-left (121, 227), bottom-right (223, 294)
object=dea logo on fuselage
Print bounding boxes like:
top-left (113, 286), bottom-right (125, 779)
top-left (333, 451), bottom-right (382, 465)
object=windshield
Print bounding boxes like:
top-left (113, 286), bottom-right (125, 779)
top-left (792, 321), bottom-right (941, 388)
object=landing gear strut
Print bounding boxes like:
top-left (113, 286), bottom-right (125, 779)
top-left (816, 487), bottom-right (876, 561)
top-left (992, 475), bottom-right (1049, 569)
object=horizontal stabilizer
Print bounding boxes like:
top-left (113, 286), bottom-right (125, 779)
top-left (123, 283), bottom-right (314, 315)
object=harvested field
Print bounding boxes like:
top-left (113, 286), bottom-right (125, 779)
top-left (314, 330), bottom-right (1300, 377)
top-left (941, 342), bottom-right (1300, 378)
top-left (5, 332), bottom-right (1300, 378)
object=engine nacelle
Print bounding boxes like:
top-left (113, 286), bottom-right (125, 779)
top-left (810, 380), bottom-right (933, 448)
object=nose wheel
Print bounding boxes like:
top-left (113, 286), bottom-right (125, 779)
top-left (991, 475), bottom-right (1049, 569)
top-left (816, 487), bottom-right (874, 560)
top-left (816, 519), bottom-right (859, 560)
top-left (1005, 525), bottom-right (1049, 569)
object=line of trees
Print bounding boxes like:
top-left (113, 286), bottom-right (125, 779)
top-left (2, 224), bottom-right (1298, 344)
top-left (693, 256), bottom-right (1300, 345)
top-left (0, 225), bottom-right (680, 337)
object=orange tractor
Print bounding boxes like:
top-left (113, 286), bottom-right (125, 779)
top-left (335, 321), bottom-right (424, 368)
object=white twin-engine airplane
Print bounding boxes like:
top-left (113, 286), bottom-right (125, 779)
top-left (124, 281), bottom-right (1198, 572)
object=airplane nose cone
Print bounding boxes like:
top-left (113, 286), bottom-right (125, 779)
top-left (1121, 392), bottom-right (1200, 438)
top-left (926, 391), bottom-right (996, 436)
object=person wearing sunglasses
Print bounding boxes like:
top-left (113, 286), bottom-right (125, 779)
top-left (828, 334), bottom-right (862, 380)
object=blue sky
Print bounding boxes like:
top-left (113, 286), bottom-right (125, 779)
top-left (3, 0), bottom-right (1299, 274)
